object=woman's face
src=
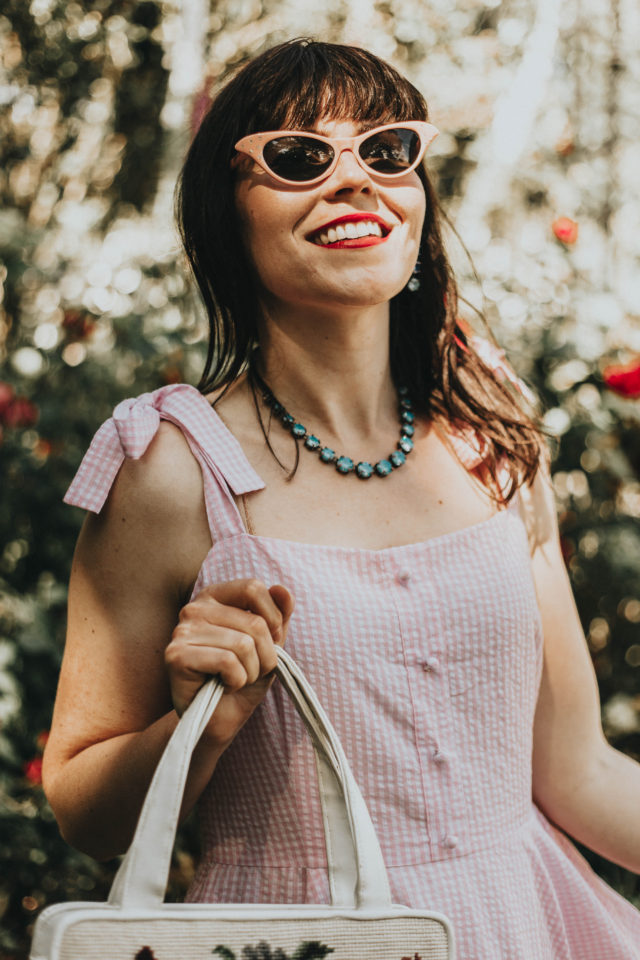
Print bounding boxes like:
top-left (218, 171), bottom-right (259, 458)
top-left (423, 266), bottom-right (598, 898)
top-left (233, 118), bottom-right (426, 315)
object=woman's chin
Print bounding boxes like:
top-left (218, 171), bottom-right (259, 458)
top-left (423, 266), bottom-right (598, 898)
top-left (277, 276), bottom-right (408, 311)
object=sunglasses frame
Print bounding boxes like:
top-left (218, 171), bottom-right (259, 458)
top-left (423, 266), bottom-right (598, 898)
top-left (234, 121), bottom-right (440, 186)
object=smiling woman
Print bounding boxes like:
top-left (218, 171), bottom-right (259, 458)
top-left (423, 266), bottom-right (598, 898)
top-left (175, 40), bottom-right (542, 498)
top-left (231, 115), bottom-right (427, 345)
top-left (43, 38), bottom-right (640, 960)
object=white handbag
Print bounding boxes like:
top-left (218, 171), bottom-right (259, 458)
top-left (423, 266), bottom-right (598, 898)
top-left (31, 648), bottom-right (455, 960)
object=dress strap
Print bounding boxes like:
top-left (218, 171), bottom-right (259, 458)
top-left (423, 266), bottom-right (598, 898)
top-left (63, 383), bottom-right (264, 543)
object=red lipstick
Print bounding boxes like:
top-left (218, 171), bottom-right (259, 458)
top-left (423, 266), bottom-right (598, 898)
top-left (314, 212), bottom-right (391, 233)
top-left (307, 212), bottom-right (393, 249)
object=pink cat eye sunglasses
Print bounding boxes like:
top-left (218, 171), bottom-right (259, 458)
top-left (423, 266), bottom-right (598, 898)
top-left (234, 121), bottom-right (439, 186)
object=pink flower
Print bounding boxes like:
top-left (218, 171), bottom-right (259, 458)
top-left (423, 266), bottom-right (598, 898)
top-left (603, 360), bottom-right (640, 398)
top-left (191, 85), bottom-right (212, 135)
top-left (552, 217), bottom-right (579, 244)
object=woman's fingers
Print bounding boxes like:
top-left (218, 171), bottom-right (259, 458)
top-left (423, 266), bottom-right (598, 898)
top-left (181, 604), bottom-right (273, 673)
top-left (166, 579), bottom-right (295, 715)
top-left (166, 628), bottom-right (256, 689)
top-left (268, 584), bottom-right (295, 645)
top-left (202, 579), bottom-right (287, 640)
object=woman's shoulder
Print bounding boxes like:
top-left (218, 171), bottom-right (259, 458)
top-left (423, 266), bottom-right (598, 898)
top-left (113, 419), bottom-right (205, 521)
top-left (76, 415), bottom-right (211, 605)
top-left (64, 384), bottom-right (213, 588)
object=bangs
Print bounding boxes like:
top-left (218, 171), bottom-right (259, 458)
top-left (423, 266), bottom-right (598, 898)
top-left (244, 39), bottom-right (429, 133)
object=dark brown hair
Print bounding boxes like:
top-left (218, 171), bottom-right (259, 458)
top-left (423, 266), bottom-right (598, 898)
top-left (175, 38), bottom-right (544, 501)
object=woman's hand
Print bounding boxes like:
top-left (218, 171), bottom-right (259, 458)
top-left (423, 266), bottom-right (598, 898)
top-left (165, 579), bottom-right (295, 747)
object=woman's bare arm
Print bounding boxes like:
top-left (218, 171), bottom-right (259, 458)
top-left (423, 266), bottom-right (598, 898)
top-left (527, 467), bottom-right (640, 873)
top-left (43, 422), bottom-right (293, 861)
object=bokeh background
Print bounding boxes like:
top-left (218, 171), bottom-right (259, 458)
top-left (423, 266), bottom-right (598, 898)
top-left (1, 0), bottom-right (640, 955)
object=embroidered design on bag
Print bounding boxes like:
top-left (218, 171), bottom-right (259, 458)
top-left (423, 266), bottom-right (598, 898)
top-left (133, 942), bottom-right (334, 960)
top-left (133, 943), bottom-right (424, 959)
top-left (213, 943), bottom-right (335, 959)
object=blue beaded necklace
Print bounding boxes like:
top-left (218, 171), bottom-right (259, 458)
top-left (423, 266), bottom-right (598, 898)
top-left (260, 384), bottom-right (415, 479)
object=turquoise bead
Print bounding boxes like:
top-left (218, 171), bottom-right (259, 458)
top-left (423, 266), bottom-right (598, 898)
top-left (336, 456), bottom-right (354, 474)
top-left (263, 381), bottom-right (413, 479)
top-left (375, 459), bottom-right (393, 476)
top-left (356, 461), bottom-right (373, 479)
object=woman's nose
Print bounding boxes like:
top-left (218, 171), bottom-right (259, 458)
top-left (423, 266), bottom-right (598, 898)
top-left (324, 148), bottom-right (374, 195)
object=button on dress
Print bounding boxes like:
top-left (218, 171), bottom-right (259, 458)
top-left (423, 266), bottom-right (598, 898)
top-left (64, 382), bottom-right (640, 960)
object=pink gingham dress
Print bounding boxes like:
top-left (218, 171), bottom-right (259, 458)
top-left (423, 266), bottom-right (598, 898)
top-left (64, 381), bottom-right (640, 959)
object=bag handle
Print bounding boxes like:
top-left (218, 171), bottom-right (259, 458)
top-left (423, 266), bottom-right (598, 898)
top-left (109, 647), bottom-right (392, 910)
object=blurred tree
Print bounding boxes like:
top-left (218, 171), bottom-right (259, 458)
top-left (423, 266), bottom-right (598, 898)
top-left (0, 2), bottom-right (202, 953)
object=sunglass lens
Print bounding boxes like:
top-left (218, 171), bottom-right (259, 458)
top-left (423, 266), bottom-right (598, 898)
top-left (263, 136), bottom-right (335, 182)
top-left (360, 128), bottom-right (421, 175)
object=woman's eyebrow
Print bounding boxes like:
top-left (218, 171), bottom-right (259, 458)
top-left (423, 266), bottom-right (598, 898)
top-left (307, 122), bottom-right (383, 136)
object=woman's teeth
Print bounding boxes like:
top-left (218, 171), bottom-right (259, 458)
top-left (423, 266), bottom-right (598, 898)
top-left (315, 220), bottom-right (384, 245)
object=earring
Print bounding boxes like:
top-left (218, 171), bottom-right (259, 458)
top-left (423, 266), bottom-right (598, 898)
top-left (407, 260), bottom-right (421, 292)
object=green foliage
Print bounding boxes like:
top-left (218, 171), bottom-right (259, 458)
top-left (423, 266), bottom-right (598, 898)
top-left (0, 2), bottom-right (203, 954)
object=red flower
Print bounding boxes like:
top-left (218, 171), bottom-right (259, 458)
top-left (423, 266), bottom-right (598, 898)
top-left (552, 217), bottom-right (578, 244)
top-left (559, 536), bottom-right (575, 563)
top-left (3, 396), bottom-right (39, 427)
top-left (24, 757), bottom-right (43, 785)
top-left (62, 310), bottom-right (95, 341)
top-left (33, 438), bottom-right (52, 460)
top-left (603, 360), bottom-right (640, 398)
top-left (162, 365), bottom-right (183, 384)
top-left (0, 381), bottom-right (15, 418)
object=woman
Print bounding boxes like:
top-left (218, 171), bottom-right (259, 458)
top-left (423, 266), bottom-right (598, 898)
top-left (43, 39), bottom-right (640, 958)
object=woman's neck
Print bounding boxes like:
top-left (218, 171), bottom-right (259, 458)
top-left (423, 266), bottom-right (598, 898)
top-left (255, 300), bottom-right (399, 447)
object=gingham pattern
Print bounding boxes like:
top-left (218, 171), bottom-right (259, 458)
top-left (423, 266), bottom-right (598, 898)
top-left (65, 382), bottom-right (640, 960)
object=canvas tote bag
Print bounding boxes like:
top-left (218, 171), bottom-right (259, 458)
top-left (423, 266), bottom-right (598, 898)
top-left (31, 647), bottom-right (455, 960)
